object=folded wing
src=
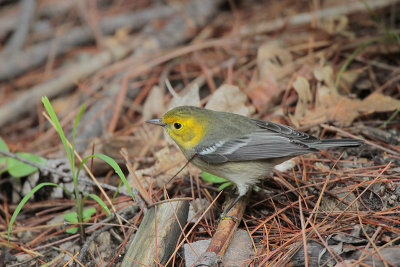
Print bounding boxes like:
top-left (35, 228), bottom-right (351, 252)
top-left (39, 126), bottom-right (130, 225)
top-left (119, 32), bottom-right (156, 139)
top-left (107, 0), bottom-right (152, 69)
top-left (197, 120), bottom-right (320, 163)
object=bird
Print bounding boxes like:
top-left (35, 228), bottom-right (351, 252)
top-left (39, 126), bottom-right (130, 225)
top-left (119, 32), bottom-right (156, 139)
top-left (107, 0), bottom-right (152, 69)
top-left (147, 105), bottom-right (363, 219)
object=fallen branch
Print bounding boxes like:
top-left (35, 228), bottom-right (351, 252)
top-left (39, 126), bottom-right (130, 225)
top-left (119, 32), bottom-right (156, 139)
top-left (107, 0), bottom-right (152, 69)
top-left (0, 38), bottom-right (139, 127)
top-left (0, 4), bottom-right (177, 80)
top-left (1, 0), bottom-right (36, 55)
top-left (194, 194), bottom-right (249, 266)
top-left (121, 200), bottom-right (189, 267)
top-left (240, 0), bottom-right (399, 36)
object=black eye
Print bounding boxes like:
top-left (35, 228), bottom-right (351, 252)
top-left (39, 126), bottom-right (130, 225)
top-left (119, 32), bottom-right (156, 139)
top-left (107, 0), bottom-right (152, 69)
top-left (174, 123), bottom-right (182, 129)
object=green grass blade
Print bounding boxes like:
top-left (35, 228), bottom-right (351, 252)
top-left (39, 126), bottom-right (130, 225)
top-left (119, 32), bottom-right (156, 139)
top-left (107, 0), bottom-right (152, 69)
top-left (363, 1), bottom-right (397, 41)
top-left (93, 154), bottom-right (134, 201)
top-left (335, 39), bottom-right (378, 87)
top-left (8, 182), bottom-right (73, 240)
top-left (41, 97), bottom-right (73, 170)
top-left (86, 194), bottom-right (111, 215)
top-left (78, 154), bottom-right (135, 201)
top-left (392, 30), bottom-right (400, 45)
top-left (112, 181), bottom-right (123, 201)
top-left (71, 104), bottom-right (85, 168)
top-left (380, 106), bottom-right (400, 128)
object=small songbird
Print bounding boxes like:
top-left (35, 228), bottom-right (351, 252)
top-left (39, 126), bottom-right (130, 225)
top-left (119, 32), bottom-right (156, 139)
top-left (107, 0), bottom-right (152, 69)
top-left (147, 106), bottom-right (362, 218)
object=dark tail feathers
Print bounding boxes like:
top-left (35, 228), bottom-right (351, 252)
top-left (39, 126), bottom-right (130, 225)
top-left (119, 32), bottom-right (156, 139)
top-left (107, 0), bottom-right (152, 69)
top-left (312, 139), bottom-right (363, 149)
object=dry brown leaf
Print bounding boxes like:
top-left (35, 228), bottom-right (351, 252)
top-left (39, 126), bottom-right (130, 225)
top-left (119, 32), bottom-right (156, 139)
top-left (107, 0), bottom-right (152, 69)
top-left (320, 92), bottom-right (400, 125)
top-left (245, 80), bottom-right (279, 113)
top-left (319, 15), bottom-right (346, 33)
top-left (168, 83), bottom-right (200, 109)
top-left (339, 67), bottom-right (366, 92)
top-left (304, 90), bottom-right (400, 126)
top-left (358, 92), bottom-right (400, 114)
top-left (205, 84), bottom-right (254, 116)
top-left (131, 146), bottom-right (196, 190)
top-left (296, 64), bottom-right (315, 81)
top-left (305, 66), bottom-right (354, 125)
top-left (257, 41), bottom-right (292, 81)
top-left (315, 83), bottom-right (343, 113)
top-left (291, 76), bottom-right (312, 127)
top-left (142, 85), bottom-right (165, 121)
top-left (314, 65), bottom-right (337, 94)
top-left (317, 15), bottom-right (354, 39)
top-left (246, 41), bottom-right (290, 112)
top-left (320, 189), bottom-right (357, 212)
top-left (295, 65), bottom-right (400, 126)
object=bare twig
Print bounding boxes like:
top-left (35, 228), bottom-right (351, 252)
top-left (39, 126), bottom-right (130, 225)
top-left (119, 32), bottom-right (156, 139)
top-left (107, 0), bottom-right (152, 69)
top-left (321, 124), bottom-right (400, 155)
top-left (239, 0), bottom-right (400, 36)
top-left (1, 0), bottom-right (36, 55)
top-left (76, 204), bottom-right (139, 263)
top-left (0, 39), bottom-right (140, 127)
top-left (195, 194), bottom-right (249, 265)
top-left (0, 4), bottom-right (177, 80)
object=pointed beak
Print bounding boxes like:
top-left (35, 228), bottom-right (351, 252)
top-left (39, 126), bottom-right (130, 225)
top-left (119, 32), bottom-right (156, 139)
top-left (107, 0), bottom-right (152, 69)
top-left (146, 118), bottom-right (165, 127)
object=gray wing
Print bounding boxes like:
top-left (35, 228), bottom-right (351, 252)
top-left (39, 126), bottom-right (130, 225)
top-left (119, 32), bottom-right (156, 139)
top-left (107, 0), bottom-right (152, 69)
top-left (196, 120), bottom-right (320, 164)
top-left (252, 119), bottom-right (319, 143)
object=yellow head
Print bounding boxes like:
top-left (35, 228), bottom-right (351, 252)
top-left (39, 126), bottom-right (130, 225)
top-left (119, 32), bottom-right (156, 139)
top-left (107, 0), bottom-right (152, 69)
top-left (146, 106), bottom-right (210, 151)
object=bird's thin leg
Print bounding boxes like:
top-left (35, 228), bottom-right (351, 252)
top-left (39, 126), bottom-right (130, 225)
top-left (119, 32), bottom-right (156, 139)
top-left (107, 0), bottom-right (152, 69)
top-left (219, 194), bottom-right (243, 220)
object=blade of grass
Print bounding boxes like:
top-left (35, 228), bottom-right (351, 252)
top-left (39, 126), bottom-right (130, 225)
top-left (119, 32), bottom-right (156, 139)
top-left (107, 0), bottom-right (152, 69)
top-left (42, 111), bottom-right (126, 235)
top-left (71, 104), bottom-right (85, 171)
top-left (78, 154), bottom-right (135, 201)
top-left (380, 106), bottom-right (400, 128)
top-left (83, 194), bottom-right (111, 216)
top-left (41, 97), bottom-right (73, 171)
top-left (8, 182), bottom-right (72, 240)
top-left (335, 39), bottom-right (378, 87)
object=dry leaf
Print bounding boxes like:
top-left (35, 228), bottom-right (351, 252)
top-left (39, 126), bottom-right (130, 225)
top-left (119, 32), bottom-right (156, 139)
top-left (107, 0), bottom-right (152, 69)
top-left (246, 41), bottom-right (290, 112)
top-left (142, 85), bottom-right (165, 121)
top-left (246, 79), bottom-right (279, 113)
top-left (318, 16), bottom-right (348, 34)
top-left (314, 65), bottom-right (337, 94)
top-left (205, 84), bottom-right (254, 116)
top-left (315, 84), bottom-right (342, 112)
top-left (318, 15), bottom-right (354, 39)
top-left (297, 65), bottom-right (400, 126)
top-left (358, 92), bottom-right (400, 114)
top-left (339, 67), bottom-right (366, 91)
top-left (168, 83), bottom-right (200, 109)
top-left (257, 41), bottom-right (292, 81)
top-left (305, 90), bottom-right (400, 126)
top-left (132, 146), bottom-right (196, 190)
top-left (292, 76), bottom-right (312, 123)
